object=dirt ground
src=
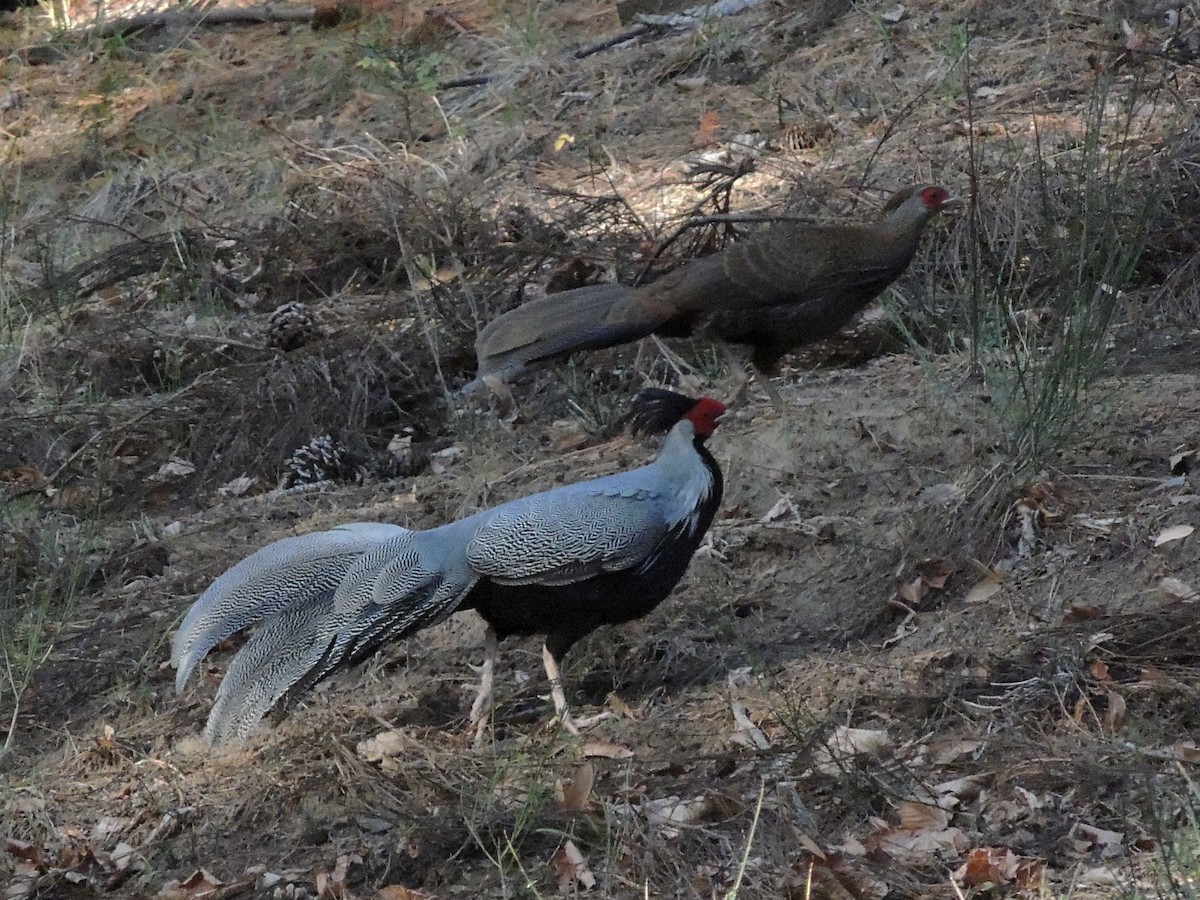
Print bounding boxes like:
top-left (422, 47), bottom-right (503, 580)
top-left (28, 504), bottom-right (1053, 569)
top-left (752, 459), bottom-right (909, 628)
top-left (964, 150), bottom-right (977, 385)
top-left (2, 0), bottom-right (1200, 897)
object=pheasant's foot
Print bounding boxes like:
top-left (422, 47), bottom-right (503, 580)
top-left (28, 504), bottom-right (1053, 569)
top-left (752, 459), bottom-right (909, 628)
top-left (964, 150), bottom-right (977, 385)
top-left (557, 709), bottom-right (615, 735)
top-left (469, 627), bottom-right (499, 749)
top-left (542, 644), bottom-right (612, 737)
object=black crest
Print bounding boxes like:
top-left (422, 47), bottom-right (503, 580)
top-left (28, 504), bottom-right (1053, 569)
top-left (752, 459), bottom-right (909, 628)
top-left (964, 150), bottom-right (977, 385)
top-left (624, 388), bottom-right (699, 436)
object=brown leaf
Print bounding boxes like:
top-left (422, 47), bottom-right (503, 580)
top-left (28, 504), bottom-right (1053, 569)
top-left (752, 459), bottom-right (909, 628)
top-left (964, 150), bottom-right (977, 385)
top-left (915, 558), bottom-right (952, 589)
top-left (692, 111), bottom-right (720, 147)
top-left (549, 840), bottom-right (595, 893)
top-left (964, 577), bottom-right (1003, 604)
top-left (556, 761), bottom-right (595, 811)
top-left (960, 846), bottom-right (1013, 886)
top-left (1173, 742), bottom-right (1200, 763)
top-left (897, 801), bottom-right (948, 834)
top-left (5, 839), bottom-right (46, 868)
top-left (358, 729), bottom-right (407, 762)
top-left (156, 868), bottom-right (226, 898)
top-left (581, 740), bottom-right (633, 759)
top-left (1088, 659), bottom-right (1110, 684)
top-left (957, 847), bottom-right (1045, 891)
top-left (1062, 603), bottom-right (1102, 623)
top-left (1102, 689), bottom-right (1126, 734)
top-left (897, 576), bottom-right (926, 607)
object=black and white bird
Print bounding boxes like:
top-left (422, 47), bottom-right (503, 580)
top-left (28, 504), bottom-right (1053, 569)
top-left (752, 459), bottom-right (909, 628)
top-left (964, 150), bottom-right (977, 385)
top-left (171, 389), bottom-right (727, 745)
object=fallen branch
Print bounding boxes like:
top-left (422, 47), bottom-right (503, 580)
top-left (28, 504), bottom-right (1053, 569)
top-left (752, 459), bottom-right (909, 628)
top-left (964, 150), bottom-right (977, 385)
top-left (29, 3), bottom-right (314, 45)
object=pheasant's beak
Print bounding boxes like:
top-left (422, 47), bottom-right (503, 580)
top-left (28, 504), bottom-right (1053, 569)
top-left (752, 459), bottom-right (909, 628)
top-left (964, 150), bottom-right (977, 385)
top-left (941, 195), bottom-right (965, 210)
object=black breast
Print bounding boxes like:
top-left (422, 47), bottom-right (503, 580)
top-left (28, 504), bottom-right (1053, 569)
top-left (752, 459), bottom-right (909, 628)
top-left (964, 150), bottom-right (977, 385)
top-left (465, 444), bottom-right (723, 662)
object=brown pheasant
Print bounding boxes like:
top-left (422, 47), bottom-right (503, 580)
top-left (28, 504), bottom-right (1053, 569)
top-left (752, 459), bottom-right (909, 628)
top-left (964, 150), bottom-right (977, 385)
top-left (468, 185), bottom-right (959, 393)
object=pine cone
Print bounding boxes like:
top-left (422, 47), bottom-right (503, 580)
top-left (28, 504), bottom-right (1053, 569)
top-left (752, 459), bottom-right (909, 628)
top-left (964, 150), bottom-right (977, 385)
top-left (266, 301), bottom-right (321, 351)
top-left (283, 435), bottom-right (347, 487)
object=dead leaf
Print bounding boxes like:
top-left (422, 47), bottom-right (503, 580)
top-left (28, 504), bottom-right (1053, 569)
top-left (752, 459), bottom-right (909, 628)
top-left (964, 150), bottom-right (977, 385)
top-left (155, 868), bottom-right (226, 898)
top-left (643, 795), bottom-right (713, 827)
top-left (1078, 866), bottom-right (1120, 886)
top-left (5, 838), bottom-right (46, 877)
top-left (813, 727), bottom-right (891, 775)
top-left (555, 761), bottom-right (594, 811)
top-left (964, 575), bottom-right (1003, 603)
top-left (1062, 603), bottom-right (1102, 623)
top-left (897, 801), bottom-right (948, 833)
top-left (927, 739), bottom-right (983, 765)
top-left (605, 692), bottom-right (637, 720)
top-left (759, 495), bottom-right (797, 523)
top-left (549, 840), bottom-right (595, 893)
top-left (110, 842), bottom-right (139, 872)
top-left (933, 775), bottom-right (985, 808)
top-left (429, 446), bottom-right (463, 475)
top-left (692, 111), bottom-right (720, 147)
top-left (93, 816), bottom-right (131, 839)
top-left (956, 847), bottom-right (1045, 891)
top-left (216, 475), bottom-right (256, 497)
top-left (729, 700), bottom-right (770, 750)
top-left (581, 740), bottom-right (633, 760)
top-left (1159, 577), bottom-right (1198, 601)
top-left (895, 575), bottom-right (926, 608)
top-left (358, 729), bottom-right (407, 762)
top-left (917, 482), bottom-right (964, 508)
top-left (916, 557), bottom-right (952, 589)
top-left (316, 853), bottom-right (361, 900)
top-left (1173, 742), bottom-right (1200, 763)
top-left (153, 458), bottom-right (196, 481)
top-left (1153, 524), bottom-right (1194, 547)
top-left (1169, 447), bottom-right (1196, 476)
top-left (866, 803), bottom-right (967, 862)
top-left (1102, 689), bottom-right (1126, 734)
top-left (1076, 822), bottom-right (1124, 856)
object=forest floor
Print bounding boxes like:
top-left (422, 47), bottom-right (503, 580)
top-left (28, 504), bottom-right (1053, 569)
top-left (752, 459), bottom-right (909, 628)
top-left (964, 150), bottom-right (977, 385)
top-left (2, 0), bottom-right (1200, 897)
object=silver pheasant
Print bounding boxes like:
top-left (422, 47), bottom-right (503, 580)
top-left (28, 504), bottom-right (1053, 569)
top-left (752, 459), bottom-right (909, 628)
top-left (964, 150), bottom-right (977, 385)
top-left (171, 389), bottom-right (727, 746)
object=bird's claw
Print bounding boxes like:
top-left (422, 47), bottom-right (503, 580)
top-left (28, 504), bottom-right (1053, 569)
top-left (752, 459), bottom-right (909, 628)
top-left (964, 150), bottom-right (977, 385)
top-left (556, 709), bottom-right (614, 736)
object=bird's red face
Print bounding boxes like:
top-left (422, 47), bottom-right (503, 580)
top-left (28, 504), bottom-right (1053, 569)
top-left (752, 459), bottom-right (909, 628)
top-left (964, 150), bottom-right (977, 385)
top-left (919, 186), bottom-right (960, 211)
top-left (685, 397), bottom-right (727, 437)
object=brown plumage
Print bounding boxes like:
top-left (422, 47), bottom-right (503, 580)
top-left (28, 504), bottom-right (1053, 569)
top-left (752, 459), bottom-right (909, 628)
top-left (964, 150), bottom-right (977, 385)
top-left (468, 185), bottom-right (959, 389)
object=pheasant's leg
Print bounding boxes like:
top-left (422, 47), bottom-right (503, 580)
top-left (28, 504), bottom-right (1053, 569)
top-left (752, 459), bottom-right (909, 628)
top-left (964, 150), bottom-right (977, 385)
top-left (720, 343), bottom-right (787, 415)
top-left (721, 343), bottom-right (753, 406)
top-left (757, 373), bottom-right (786, 415)
top-left (541, 644), bottom-right (612, 735)
top-left (646, 335), bottom-right (710, 395)
top-left (470, 626), bottom-right (499, 748)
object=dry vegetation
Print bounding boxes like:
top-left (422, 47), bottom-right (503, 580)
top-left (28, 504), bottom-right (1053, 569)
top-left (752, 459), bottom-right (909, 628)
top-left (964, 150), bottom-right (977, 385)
top-left (3, 0), bottom-right (1200, 897)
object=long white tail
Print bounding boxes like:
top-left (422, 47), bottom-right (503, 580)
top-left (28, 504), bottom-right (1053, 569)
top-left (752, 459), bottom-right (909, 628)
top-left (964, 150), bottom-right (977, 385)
top-left (172, 521), bottom-right (483, 744)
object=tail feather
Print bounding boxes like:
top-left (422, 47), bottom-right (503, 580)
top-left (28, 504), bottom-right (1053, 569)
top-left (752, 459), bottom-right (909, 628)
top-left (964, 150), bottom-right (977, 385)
top-left (197, 526), bottom-right (479, 744)
top-left (203, 590), bottom-right (339, 745)
top-left (471, 282), bottom-right (653, 385)
top-left (171, 523), bottom-right (409, 693)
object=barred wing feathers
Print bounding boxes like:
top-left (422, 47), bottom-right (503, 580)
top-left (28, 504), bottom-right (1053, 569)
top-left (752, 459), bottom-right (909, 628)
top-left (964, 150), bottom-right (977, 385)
top-left (466, 483), bottom-right (672, 588)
